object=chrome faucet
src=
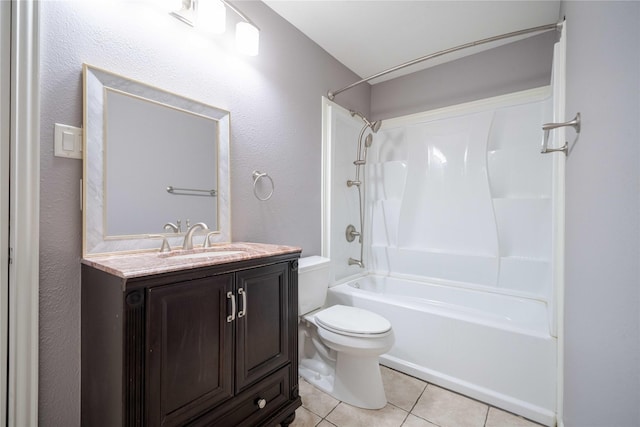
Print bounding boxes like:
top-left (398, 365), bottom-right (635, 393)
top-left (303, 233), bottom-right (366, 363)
top-left (163, 222), bottom-right (180, 233)
top-left (182, 222), bottom-right (208, 250)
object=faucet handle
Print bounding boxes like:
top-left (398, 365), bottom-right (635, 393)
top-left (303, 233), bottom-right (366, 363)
top-left (148, 234), bottom-right (172, 253)
top-left (163, 222), bottom-right (179, 233)
top-left (203, 231), bottom-right (217, 248)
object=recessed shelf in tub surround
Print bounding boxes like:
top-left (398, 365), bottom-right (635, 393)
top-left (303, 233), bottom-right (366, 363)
top-left (81, 242), bottom-right (302, 279)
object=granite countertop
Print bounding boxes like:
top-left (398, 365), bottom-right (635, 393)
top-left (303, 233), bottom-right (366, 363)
top-left (81, 242), bottom-right (302, 279)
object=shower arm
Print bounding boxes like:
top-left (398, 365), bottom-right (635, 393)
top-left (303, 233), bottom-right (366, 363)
top-left (328, 21), bottom-right (563, 100)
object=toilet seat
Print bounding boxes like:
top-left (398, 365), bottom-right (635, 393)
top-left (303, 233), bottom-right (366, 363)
top-left (315, 305), bottom-right (391, 337)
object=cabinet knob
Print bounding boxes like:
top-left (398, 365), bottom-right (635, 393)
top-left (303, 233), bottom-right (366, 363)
top-left (256, 398), bottom-right (267, 409)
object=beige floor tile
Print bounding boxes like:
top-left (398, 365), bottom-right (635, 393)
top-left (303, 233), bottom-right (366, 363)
top-left (300, 378), bottom-right (340, 418)
top-left (485, 407), bottom-right (543, 427)
top-left (411, 385), bottom-right (488, 427)
top-left (381, 366), bottom-right (428, 411)
top-left (326, 402), bottom-right (408, 427)
top-left (402, 414), bottom-right (439, 427)
top-left (317, 421), bottom-right (338, 427)
top-left (286, 406), bottom-right (322, 427)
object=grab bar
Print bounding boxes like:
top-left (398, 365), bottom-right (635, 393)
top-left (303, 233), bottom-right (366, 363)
top-left (166, 186), bottom-right (217, 197)
top-left (541, 112), bottom-right (581, 156)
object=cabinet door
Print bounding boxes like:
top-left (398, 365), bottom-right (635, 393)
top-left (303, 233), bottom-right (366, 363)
top-left (235, 263), bottom-right (290, 391)
top-left (147, 274), bottom-right (234, 426)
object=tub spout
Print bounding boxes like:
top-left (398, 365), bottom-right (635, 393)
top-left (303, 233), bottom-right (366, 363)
top-left (349, 258), bottom-right (364, 268)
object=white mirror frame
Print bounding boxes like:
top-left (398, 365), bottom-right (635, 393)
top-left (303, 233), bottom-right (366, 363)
top-left (82, 64), bottom-right (231, 256)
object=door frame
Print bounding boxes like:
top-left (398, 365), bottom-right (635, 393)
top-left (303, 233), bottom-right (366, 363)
top-left (7, 0), bottom-right (40, 425)
top-left (1, 1), bottom-right (10, 425)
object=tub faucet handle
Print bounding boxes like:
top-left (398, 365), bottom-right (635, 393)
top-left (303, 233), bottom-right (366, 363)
top-left (346, 224), bottom-right (361, 243)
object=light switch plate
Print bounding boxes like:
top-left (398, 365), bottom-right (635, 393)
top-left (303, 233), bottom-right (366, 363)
top-left (54, 123), bottom-right (83, 159)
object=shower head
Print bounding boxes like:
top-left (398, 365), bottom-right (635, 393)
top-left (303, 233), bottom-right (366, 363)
top-left (350, 110), bottom-right (381, 133)
top-left (364, 134), bottom-right (373, 147)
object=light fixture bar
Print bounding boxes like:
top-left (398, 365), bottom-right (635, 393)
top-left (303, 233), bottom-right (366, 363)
top-left (170, 0), bottom-right (196, 27)
top-left (170, 0), bottom-right (260, 55)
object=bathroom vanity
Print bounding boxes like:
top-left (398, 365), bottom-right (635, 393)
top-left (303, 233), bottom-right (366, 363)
top-left (81, 243), bottom-right (301, 427)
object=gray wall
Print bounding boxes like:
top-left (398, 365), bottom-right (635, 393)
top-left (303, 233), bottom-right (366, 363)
top-left (38, 1), bottom-right (640, 425)
top-left (370, 31), bottom-right (557, 120)
top-left (561, 1), bottom-right (640, 426)
top-left (38, 1), bottom-right (368, 424)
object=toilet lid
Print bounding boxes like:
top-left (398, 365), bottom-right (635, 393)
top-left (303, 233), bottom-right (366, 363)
top-left (315, 305), bottom-right (391, 336)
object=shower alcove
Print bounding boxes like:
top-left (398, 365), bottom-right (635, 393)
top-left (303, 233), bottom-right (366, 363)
top-left (322, 84), bottom-right (564, 426)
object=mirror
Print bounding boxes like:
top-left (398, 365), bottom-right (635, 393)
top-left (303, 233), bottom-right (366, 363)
top-left (83, 64), bottom-right (230, 256)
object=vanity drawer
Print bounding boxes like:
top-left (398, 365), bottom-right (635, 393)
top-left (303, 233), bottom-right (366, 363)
top-left (189, 365), bottom-right (291, 427)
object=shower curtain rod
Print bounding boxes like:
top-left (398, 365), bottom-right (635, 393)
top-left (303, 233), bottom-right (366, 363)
top-left (327, 21), bottom-right (563, 100)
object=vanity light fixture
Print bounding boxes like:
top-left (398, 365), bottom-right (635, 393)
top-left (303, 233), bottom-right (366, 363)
top-left (196, 0), bottom-right (226, 34)
top-left (171, 0), bottom-right (260, 56)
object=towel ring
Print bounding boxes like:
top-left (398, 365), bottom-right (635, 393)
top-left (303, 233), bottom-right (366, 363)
top-left (252, 170), bottom-right (274, 201)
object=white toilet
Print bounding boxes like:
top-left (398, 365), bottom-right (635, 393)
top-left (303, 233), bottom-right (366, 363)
top-left (298, 256), bottom-right (394, 409)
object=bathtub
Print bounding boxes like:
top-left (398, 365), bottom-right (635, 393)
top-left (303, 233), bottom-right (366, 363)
top-left (325, 274), bottom-right (557, 426)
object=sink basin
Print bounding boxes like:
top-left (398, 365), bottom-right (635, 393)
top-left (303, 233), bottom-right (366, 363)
top-left (167, 250), bottom-right (243, 260)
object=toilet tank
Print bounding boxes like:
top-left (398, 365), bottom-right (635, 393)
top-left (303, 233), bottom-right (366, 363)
top-left (298, 256), bottom-right (331, 315)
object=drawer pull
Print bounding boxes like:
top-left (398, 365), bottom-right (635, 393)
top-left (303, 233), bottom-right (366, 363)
top-left (227, 291), bottom-right (236, 322)
top-left (237, 288), bottom-right (247, 318)
top-left (256, 398), bottom-right (267, 409)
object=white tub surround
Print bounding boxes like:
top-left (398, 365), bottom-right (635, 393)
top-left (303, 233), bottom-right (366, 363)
top-left (366, 88), bottom-right (554, 304)
top-left (322, 85), bottom-right (564, 427)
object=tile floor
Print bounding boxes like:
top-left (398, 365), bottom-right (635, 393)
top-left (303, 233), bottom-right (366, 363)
top-left (286, 366), bottom-right (543, 427)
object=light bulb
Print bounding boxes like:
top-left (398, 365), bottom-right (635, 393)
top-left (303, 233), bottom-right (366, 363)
top-left (236, 21), bottom-right (259, 56)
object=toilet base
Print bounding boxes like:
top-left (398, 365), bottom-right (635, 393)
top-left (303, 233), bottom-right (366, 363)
top-left (333, 352), bottom-right (387, 409)
top-left (299, 353), bottom-right (387, 410)
top-left (298, 310), bottom-right (392, 410)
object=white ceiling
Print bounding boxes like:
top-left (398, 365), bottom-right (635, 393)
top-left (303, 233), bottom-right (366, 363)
top-left (263, 1), bottom-right (561, 83)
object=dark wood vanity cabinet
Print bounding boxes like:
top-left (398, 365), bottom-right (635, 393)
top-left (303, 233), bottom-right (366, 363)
top-left (146, 273), bottom-right (235, 426)
top-left (82, 254), bottom-right (301, 427)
